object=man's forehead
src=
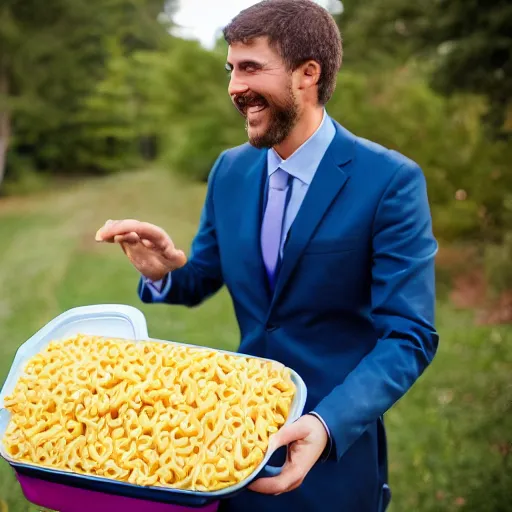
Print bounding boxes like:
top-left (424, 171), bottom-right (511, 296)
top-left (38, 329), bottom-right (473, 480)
top-left (227, 37), bottom-right (279, 63)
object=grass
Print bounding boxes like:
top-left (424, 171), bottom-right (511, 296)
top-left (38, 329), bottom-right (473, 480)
top-left (0, 169), bottom-right (510, 511)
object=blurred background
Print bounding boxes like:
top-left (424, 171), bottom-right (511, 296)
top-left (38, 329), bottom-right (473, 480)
top-left (0, 0), bottom-right (511, 511)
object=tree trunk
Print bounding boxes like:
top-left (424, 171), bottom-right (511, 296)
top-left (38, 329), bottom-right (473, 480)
top-left (0, 71), bottom-right (9, 189)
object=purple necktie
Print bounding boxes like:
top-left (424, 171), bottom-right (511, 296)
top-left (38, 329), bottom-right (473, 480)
top-left (261, 168), bottom-right (290, 291)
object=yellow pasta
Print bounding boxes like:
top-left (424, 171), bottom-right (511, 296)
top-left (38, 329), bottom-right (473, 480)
top-left (1, 335), bottom-right (296, 491)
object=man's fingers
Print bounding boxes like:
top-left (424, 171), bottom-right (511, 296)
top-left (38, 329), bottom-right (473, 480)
top-left (141, 239), bottom-right (155, 249)
top-left (162, 247), bottom-right (187, 266)
top-left (269, 421), bottom-right (308, 452)
top-left (248, 462), bottom-right (304, 495)
top-left (114, 232), bottom-right (140, 245)
top-left (96, 220), bottom-right (169, 248)
top-left (94, 219), bottom-right (117, 242)
top-left (285, 478), bottom-right (305, 493)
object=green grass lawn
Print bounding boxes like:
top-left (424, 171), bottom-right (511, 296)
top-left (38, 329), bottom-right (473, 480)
top-left (0, 169), bottom-right (510, 512)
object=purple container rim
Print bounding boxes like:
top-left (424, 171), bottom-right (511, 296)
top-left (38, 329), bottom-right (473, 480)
top-left (16, 472), bottom-right (220, 512)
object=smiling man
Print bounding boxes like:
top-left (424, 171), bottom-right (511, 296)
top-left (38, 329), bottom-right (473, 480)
top-left (96, 1), bottom-right (439, 511)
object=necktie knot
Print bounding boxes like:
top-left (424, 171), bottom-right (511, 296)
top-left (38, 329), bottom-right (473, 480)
top-left (269, 168), bottom-right (289, 191)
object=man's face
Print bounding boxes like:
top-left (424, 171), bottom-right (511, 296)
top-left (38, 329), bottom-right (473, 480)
top-left (226, 37), bottom-right (300, 149)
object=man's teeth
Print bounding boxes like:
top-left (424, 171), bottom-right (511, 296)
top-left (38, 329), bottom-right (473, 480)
top-left (248, 105), bottom-right (266, 113)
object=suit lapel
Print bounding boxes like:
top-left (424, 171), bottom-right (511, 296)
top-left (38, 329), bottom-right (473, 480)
top-left (270, 121), bottom-right (356, 307)
top-left (238, 149), bottom-right (272, 306)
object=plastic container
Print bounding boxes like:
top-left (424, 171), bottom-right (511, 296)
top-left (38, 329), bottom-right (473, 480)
top-left (0, 305), bottom-right (307, 511)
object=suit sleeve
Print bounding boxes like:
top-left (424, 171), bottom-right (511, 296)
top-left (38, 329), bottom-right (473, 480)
top-left (313, 161), bottom-right (439, 462)
top-left (138, 152), bottom-right (226, 307)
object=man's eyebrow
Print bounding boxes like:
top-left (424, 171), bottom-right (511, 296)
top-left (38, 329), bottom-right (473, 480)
top-left (225, 60), bottom-right (265, 71)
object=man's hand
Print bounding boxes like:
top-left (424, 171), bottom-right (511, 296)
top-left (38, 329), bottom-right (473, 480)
top-left (249, 414), bottom-right (328, 495)
top-left (95, 219), bottom-right (187, 281)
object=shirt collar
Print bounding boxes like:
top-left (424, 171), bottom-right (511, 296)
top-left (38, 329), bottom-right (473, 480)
top-left (267, 109), bottom-right (336, 185)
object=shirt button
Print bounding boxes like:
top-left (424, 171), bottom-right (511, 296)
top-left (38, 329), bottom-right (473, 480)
top-left (265, 323), bottom-right (278, 332)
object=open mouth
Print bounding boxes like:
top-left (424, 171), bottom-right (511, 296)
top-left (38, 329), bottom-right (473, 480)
top-left (235, 94), bottom-right (268, 116)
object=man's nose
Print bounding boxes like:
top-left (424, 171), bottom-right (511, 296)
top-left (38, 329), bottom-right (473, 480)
top-left (228, 70), bottom-right (249, 97)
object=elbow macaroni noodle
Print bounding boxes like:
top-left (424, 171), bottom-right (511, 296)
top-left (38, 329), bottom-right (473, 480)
top-left (2, 334), bottom-right (296, 491)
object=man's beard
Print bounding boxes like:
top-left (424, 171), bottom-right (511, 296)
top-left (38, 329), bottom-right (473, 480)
top-left (233, 88), bottom-right (299, 149)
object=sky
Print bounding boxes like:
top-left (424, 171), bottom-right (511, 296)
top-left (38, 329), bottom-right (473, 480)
top-left (172, 0), bottom-right (342, 49)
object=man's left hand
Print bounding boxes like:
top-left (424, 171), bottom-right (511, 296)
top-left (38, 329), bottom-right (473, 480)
top-left (248, 414), bottom-right (328, 495)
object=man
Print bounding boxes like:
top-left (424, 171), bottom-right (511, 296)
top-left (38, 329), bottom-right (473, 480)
top-left (96, 1), bottom-right (439, 511)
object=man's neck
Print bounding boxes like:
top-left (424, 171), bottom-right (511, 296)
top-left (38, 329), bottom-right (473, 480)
top-left (273, 107), bottom-right (324, 160)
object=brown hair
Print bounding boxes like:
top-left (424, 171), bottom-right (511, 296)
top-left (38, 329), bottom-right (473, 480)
top-left (223, 0), bottom-right (342, 105)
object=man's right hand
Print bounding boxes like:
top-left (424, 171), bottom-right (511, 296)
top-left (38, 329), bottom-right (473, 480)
top-left (95, 219), bottom-right (187, 282)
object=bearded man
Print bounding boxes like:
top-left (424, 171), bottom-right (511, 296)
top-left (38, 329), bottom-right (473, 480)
top-left (96, 1), bottom-right (439, 511)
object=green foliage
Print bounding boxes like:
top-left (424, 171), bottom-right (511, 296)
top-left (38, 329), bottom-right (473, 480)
top-left (99, 38), bottom-right (247, 181)
top-left (412, 0), bottom-right (512, 139)
top-left (336, 0), bottom-right (425, 70)
top-left (160, 44), bottom-right (247, 180)
top-left (485, 231), bottom-right (512, 295)
top-left (337, 0), bottom-right (512, 138)
top-left (1, 156), bottom-right (49, 196)
top-left (167, 104), bottom-right (246, 182)
top-left (0, 0), bottom-right (174, 187)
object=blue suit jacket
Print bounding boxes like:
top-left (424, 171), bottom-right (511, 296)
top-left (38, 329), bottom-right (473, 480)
top-left (138, 119), bottom-right (439, 512)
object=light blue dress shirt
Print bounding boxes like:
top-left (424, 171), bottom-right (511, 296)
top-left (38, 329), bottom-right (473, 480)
top-left (267, 109), bottom-right (336, 257)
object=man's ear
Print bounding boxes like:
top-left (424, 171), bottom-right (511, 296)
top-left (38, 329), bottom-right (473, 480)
top-left (298, 60), bottom-right (321, 91)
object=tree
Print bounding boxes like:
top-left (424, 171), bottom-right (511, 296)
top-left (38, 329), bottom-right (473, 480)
top-left (0, 0), bottom-right (174, 190)
top-left (337, 0), bottom-right (512, 138)
top-left (417, 0), bottom-right (512, 139)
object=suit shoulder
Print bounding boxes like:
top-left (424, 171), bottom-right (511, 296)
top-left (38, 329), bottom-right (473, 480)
top-left (208, 143), bottom-right (264, 183)
top-left (353, 135), bottom-right (421, 174)
top-left (219, 142), bottom-right (265, 168)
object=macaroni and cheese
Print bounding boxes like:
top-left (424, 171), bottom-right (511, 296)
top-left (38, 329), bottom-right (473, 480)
top-left (2, 334), bottom-right (296, 491)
